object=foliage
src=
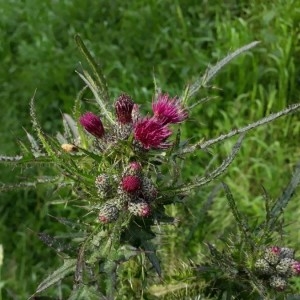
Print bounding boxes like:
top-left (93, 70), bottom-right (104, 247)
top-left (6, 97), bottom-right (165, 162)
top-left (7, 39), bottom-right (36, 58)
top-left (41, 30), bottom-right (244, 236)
top-left (0, 1), bottom-right (300, 299)
top-left (1, 35), bottom-right (300, 299)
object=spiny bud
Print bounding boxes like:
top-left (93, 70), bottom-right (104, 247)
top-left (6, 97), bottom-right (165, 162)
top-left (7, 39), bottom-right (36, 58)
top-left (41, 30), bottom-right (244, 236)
top-left (128, 200), bottom-right (151, 217)
top-left (254, 259), bottom-right (273, 275)
top-left (290, 260), bottom-right (300, 276)
top-left (79, 112), bottom-right (105, 138)
top-left (276, 258), bottom-right (294, 277)
top-left (141, 176), bottom-right (157, 202)
top-left (98, 202), bottom-right (119, 223)
top-left (121, 175), bottom-right (141, 193)
top-left (95, 174), bottom-right (111, 197)
top-left (280, 247), bottom-right (295, 260)
top-left (269, 275), bottom-right (287, 291)
top-left (264, 246), bottom-right (281, 266)
top-left (128, 161), bottom-right (142, 174)
top-left (115, 94), bottom-right (134, 124)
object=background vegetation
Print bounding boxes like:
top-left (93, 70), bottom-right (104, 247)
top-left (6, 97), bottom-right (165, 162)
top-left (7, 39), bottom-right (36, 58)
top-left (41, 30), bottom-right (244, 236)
top-left (0, 0), bottom-right (299, 298)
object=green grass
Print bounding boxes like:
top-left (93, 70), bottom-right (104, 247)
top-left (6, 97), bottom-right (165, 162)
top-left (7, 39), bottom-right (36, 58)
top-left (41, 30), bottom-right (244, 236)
top-left (0, 0), bottom-right (300, 298)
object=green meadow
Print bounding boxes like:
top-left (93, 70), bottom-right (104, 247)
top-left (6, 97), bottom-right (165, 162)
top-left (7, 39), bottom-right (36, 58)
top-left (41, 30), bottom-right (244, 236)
top-left (0, 0), bottom-right (299, 298)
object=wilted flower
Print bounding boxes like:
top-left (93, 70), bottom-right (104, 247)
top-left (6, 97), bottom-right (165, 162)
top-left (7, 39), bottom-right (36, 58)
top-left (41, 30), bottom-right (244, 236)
top-left (79, 112), bottom-right (105, 138)
top-left (133, 117), bottom-right (172, 149)
top-left (122, 175), bottom-right (141, 193)
top-left (61, 143), bottom-right (78, 153)
top-left (152, 93), bottom-right (188, 125)
top-left (115, 94), bottom-right (135, 124)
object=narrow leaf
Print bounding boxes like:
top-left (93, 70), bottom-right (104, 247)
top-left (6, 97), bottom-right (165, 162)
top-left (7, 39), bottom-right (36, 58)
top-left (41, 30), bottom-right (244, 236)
top-left (75, 34), bottom-right (110, 103)
top-left (34, 259), bottom-right (76, 295)
top-left (188, 41), bottom-right (260, 98)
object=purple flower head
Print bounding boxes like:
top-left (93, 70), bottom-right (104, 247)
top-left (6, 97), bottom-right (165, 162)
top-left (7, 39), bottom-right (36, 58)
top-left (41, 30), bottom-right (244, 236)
top-left (122, 175), bottom-right (141, 193)
top-left (133, 117), bottom-right (172, 149)
top-left (79, 112), bottom-right (104, 138)
top-left (152, 93), bottom-right (188, 125)
top-left (115, 93), bottom-right (135, 124)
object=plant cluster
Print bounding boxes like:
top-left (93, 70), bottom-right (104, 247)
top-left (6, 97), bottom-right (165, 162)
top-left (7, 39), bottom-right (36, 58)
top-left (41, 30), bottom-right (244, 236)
top-left (1, 36), bottom-right (300, 299)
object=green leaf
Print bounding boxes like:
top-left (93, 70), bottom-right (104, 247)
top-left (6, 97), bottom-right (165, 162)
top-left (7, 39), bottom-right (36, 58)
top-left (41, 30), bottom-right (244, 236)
top-left (33, 259), bottom-right (76, 295)
top-left (141, 240), bottom-right (161, 276)
top-left (68, 285), bottom-right (104, 300)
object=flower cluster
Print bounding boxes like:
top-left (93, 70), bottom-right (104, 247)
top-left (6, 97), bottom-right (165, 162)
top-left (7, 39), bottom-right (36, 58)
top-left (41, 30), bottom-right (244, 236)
top-left (79, 92), bottom-right (188, 150)
top-left (254, 246), bottom-right (300, 291)
top-left (78, 92), bottom-right (188, 223)
top-left (96, 161), bottom-right (156, 222)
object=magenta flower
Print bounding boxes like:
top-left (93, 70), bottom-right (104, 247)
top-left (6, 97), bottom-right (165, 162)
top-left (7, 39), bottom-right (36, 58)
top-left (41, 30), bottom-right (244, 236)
top-left (133, 117), bottom-right (172, 149)
top-left (79, 112), bottom-right (105, 138)
top-left (152, 93), bottom-right (188, 125)
top-left (115, 94), bottom-right (134, 124)
top-left (122, 175), bottom-right (141, 193)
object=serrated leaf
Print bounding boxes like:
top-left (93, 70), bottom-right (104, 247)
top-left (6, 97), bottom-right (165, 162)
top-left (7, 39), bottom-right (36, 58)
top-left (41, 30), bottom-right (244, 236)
top-left (33, 259), bottom-right (76, 295)
top-left (68, 285), bottom-right (104, 300)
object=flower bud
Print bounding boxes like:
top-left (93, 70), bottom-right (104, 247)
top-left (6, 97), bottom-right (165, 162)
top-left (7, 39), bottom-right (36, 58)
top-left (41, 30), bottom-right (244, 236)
top-left (141, 176), bottom-right (157, 202)
top-left (79, 112), bottom-right (105, 138)
top-left (269, 275), bottom-right (287, 291)
top-left (264, 246), bottom-right (281, 265)
top-left (121, 175), bottom-right (141, 193)
top-left (280, 247), bottom-right (295, 259)
top-left (98, 202), bottom-right (119, 223)
top-left (290, 260), bottom-right (300, 276)
top-left (276, 258), bottom-right (294, 277)
top-left (95, 174), bottom-right (111, 197)
top-left (115, 94), bottom-right (134, 124)
top-left (128, 199), bottom-right (151, 217)
top-left (254, 259), bottom-right (273, 275)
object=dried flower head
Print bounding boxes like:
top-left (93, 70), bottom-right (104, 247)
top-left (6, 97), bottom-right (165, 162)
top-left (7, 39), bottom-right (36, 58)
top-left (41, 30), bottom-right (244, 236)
top-left (133, 117), bottom-right (172, 149)
top-left (121, 175), bottom-right (141, 193)
top-left (79, 112), bottom-right (105, 138)
top-left (115, 94), bottom-right (135, 124)
top-left (61, 143), bottom-right (78, 153)
top-left (152, 93), bottom-right (188, 125)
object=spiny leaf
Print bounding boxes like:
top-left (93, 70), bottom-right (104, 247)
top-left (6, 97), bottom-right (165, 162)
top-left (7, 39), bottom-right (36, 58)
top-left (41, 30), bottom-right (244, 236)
top-left (141, 240), bottom-right (161, 276)
top-left (222, 183), bottom-right (254, 249)
top-left (173, 134), bottom-right (245, 193)
top-left (68, 285), bottom-right (104, 300)
top-left (265, 161), bottom-right (300, 231)
top-left (182, 103), bottom-right (300, 154)
top-left (188, 41), bottom-right (260, 98)
top-left (30, 92), bottom-right (56, 157)
top-left (33, 259), bottom-right (76, 296)
top-left (74, 34), bottom-right (110, 104)
top-left (76, 71), bottom-right (115, 125)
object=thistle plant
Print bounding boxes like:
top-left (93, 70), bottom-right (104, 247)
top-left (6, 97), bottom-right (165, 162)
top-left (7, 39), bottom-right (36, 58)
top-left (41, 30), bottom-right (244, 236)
top-left (1, 36), bottom-right (300, 299)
